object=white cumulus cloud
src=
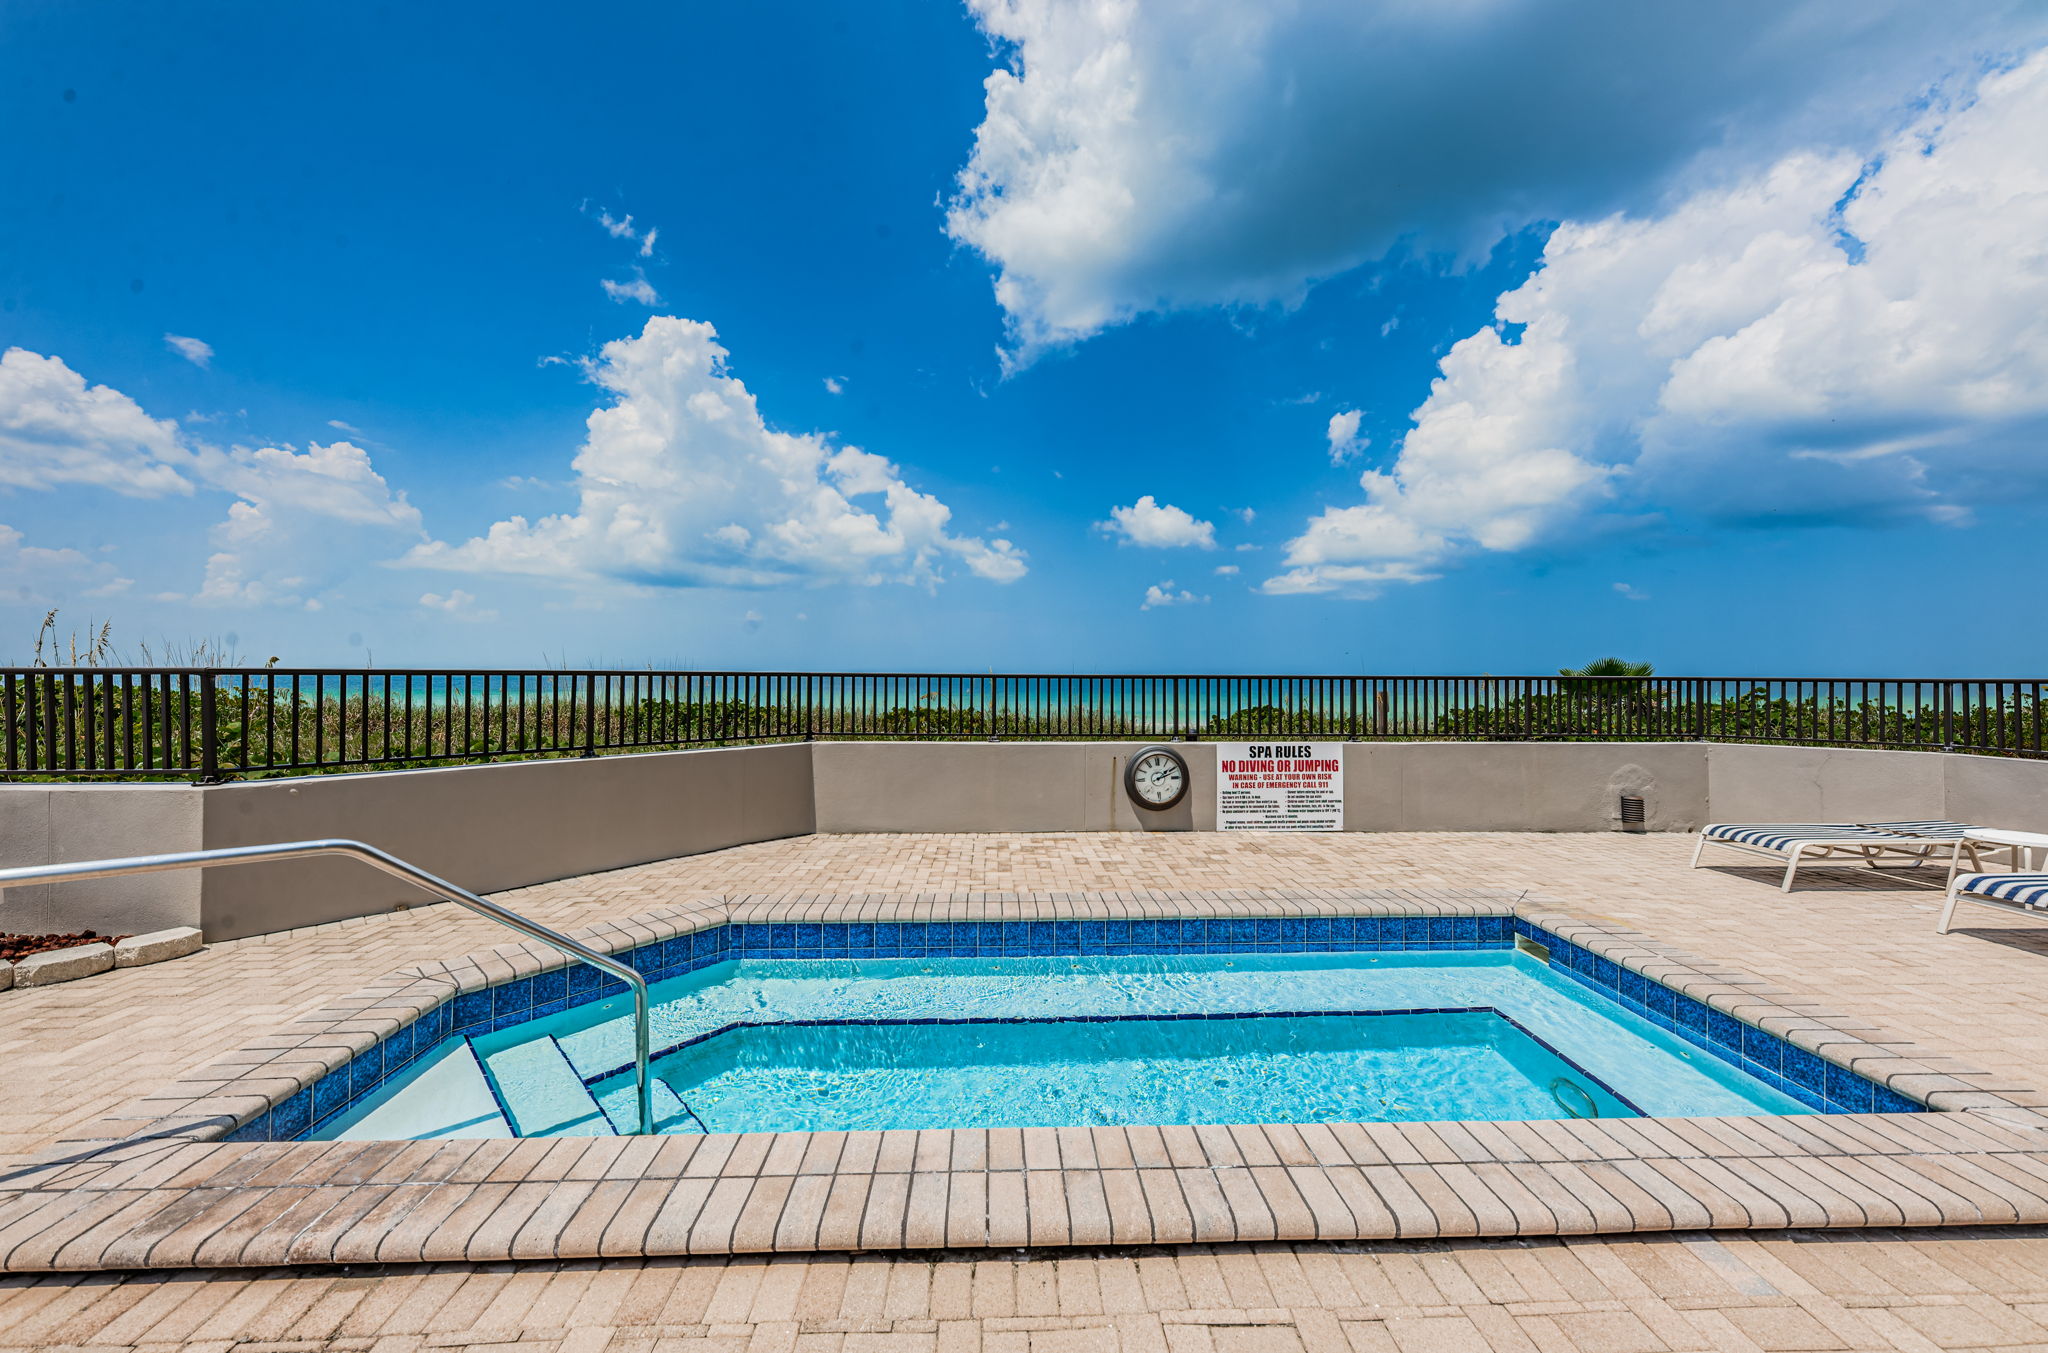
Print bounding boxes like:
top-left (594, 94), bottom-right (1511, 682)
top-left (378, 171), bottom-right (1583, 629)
top-left (602, 275), bottom-right (661, 306)
top-left (1268, 50), bottom-right (2048, 597)
top-left (0, 524), bottom-right (132, 603)
top-left (593, 208), bottom-right (659, 253)
top-left (407, 316), bottom-right (1026, 589)
top-left (1140, 580), bottom-right (1207, 610)
top-left (420, 589), bottom-right (498, 622)
top-left (200, 441), bottom-right (421, 532)
top-left (164, 334), bottom-right (214, 369)
top-left (192, 542), bottom-right (312, 610)
top-left (191, 444), bottom-right (422, 609)
top-left (0, 348), bottom-right (192, 496)
top-left (0, 348), bottom-right (425, 609)
top-left (946, 0), bottom-right (2044, 362)
top-left (1325, 410), bottom-right (1368, 465)
top-left (1098, 495), bottom-right (1216, 549)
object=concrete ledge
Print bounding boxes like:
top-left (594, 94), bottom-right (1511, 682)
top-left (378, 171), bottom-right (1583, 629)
top-left (114, 927), bottom-right (204, 968)
top-left (0, 962), bottom-right (12, 992)
top-left (14, 942), bottom-right (114, 987)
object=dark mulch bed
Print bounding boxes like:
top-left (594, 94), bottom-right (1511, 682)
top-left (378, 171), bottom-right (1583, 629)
top-left (0, 931), bottom-right (130, 963)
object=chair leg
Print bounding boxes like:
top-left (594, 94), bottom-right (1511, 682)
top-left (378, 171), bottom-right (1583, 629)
top-left (1782, 845), bottom-right (1805, 893)
top-left (1690, 834), bottom-right (1709, 869)
top-left (1938, 885), bottom-right (1964, 934)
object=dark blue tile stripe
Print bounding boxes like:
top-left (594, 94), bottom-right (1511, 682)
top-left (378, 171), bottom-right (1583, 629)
top-left (231, 913), bottom-right (1918, 1143)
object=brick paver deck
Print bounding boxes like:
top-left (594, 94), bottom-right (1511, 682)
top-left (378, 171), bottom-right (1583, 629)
top-left (7, 830), bottom-right (2048, 1350)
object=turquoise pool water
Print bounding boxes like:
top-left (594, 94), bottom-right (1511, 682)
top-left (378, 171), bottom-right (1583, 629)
top-left (323, 949), bottom-right (1808, 1140)
top-left (591, 1010), bottom-right (1639, 1132)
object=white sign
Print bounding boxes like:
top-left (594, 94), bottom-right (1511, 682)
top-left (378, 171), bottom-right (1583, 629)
top-left (1215, 742), bottom-right (1344, 831)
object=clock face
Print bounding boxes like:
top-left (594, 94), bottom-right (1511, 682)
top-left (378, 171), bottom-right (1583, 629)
top-left (1125, 746), bottom-right (1189, 811)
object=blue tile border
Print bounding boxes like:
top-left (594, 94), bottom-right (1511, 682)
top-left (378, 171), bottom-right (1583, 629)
top-left (244, 911), bottom-right (1922, 1143)
top-left (1507, 917), bottom-right (1922, 1116)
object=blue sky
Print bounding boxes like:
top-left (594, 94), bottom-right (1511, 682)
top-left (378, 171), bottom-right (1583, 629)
top-left (5, 0), bottom-right (2048, 673)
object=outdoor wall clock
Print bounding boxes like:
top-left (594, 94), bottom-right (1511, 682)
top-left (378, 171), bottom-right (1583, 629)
top-left (1124, 744), bottom-right (1190, 811)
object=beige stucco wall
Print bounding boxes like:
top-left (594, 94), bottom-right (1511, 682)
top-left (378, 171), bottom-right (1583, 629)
top-left (1339, 742), bottom-right (1709, 832)
top-left (810, 742), bottom-right (1211, 833)
top-left (1702, 744), bottom-right (1949, 824)
top-left (0, 744), bottom-right (815, 943)
top-left (11, 739), bottom-right (2048, 941)
top-left (1943, 755), bottom-right (2048, 834)
top-left (0, 785), bottom-right (204, 936)
top-left (811, 740), bottom-right (1709, 834)
top-left (197, 743), bottom-right (815, 939)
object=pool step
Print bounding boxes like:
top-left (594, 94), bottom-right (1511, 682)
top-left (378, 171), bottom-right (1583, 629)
top-left (477, 1036), bottom-right (613, 1137)
top-left (330, 1039), bottom-right (513, 1141)
top-left (593, 1075), bottom-right (702, 1134)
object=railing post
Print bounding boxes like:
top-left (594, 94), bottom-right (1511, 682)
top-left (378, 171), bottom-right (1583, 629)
top-left (1941, 681), bottom-right (1956, 752)
top-left (582, 674), bottom-right (598, 757)
top-left (1, 673), bottom-right (15, 776)
top-left (198, 669), bottom-right (223, 783)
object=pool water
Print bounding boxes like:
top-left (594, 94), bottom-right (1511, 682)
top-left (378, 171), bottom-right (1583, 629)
top-left (323, 950), bottom-right (1809, 1140)
top-left (591, 1010), bottom-right (1639, 1132)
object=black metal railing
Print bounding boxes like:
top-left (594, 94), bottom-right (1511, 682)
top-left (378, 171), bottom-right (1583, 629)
top-left (1, 669), bottom-right (2043, 780)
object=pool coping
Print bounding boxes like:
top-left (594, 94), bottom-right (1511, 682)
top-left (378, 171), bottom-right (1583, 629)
top-left (5, 885), bottom-right (2048, 1271)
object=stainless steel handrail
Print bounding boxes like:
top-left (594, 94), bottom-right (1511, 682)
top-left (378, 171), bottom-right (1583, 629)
top-left (0, 839), bottom-right (654, 1136)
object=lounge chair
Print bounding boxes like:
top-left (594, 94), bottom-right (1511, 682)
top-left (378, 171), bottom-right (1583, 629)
top-left (1938, 870), bottom-right (2048, 933)
top-left (1691, 820), bottom-right (1982, 892)
top-left (1935, 828), bottom-right (2048, 932)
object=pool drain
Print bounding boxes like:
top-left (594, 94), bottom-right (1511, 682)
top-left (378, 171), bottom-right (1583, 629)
top-left (1550, 1077), bottom-right (1599, 1119)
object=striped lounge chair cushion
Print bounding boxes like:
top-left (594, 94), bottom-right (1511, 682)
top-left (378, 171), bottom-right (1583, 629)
top-left (1953, 874), bottom-right (2048, 908)
top-left (1702, 824), bottom-right (1900, 852)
